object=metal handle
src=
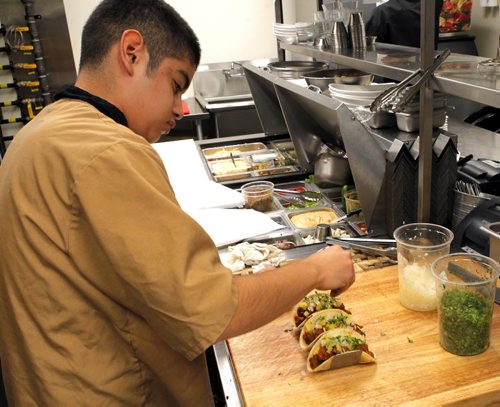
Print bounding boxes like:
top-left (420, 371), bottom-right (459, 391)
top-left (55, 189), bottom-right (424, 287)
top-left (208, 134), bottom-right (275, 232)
top-left (390, 49), bottom-right (451, 112)
top-left (370, 49), bottom-right (450, 113)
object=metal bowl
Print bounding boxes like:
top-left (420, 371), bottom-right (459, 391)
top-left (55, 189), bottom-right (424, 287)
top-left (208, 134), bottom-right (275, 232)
top-left (302, 69), bottom-right (373, 91)
top-left (266, 61), bottom-right (329, 79)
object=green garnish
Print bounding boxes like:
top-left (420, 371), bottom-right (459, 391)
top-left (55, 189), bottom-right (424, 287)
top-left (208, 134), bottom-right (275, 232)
top-left (407, 337), bottom-right (414, 343)
top-left (380, 332), bottom-right (386, 337)
top-left (439, 288), bottom-right (492, 355)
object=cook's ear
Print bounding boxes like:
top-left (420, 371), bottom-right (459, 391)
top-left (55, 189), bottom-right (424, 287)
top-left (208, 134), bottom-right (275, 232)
top-left (119, 29), bottom-right (145, 75)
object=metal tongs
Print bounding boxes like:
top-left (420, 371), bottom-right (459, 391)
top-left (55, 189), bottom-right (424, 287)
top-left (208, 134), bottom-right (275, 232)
top-left (326, 237), bottom-right (398, 260)
top-left (370, 48), bottom-right (451, 113)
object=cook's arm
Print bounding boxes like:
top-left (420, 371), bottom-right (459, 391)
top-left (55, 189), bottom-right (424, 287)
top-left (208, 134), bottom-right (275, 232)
top-left (217, 245), bottom-right (354, 341)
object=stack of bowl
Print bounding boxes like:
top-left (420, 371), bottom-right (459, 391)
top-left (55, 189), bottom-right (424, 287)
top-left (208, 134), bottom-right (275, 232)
top-left (328, 81), bottom-right (395, 107)
top-left (302, 68), bottom-right (373, 92)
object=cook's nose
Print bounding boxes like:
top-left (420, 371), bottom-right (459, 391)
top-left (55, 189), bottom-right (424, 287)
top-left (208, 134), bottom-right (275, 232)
top-left (173, 96), bottom-right (184, 121)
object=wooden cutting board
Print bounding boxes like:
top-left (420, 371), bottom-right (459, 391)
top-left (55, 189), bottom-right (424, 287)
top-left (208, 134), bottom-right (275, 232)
top-left (227, 265), bottom-right (500, 406)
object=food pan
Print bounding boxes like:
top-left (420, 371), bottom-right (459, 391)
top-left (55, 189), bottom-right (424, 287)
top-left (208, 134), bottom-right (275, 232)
top-left (367, 110), bottom-right (397, 129)
top-left (398, 93), bottom-right (447, 114)
top-left (245, 231), bottom-right (304, 250)
top-left (395, 108), bottom-right (447, 132)
top-left (210, 158), bottom-right (251, 176)
top-left (271, 140), bottom-right (295, 151)
top-left (274, 181), bottom-right (319, 193)
top-left (203, 142), bottom-right (268, 160)
top-left (287, 207), bottom-right (343, 229)
top-left (214, 172), bottom-right (253, 183)
top-left (256, 166), bottom-right (298, 177)
top-left (249, 150), bottom-right (289, 170)
top-left (299, 224), bottom-right (352, 245)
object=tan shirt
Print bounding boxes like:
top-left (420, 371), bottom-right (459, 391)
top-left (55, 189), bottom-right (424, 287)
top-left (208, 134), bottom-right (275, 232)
top-left (0, 99), bottom-right (238, 406)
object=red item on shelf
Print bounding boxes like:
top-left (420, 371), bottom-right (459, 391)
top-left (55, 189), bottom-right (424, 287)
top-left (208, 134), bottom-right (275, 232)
top-left (182, 100), bottom-right (190, 115)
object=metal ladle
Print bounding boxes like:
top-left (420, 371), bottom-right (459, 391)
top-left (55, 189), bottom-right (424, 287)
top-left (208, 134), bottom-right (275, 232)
top-left (274, 188), bottom-right (323, 202)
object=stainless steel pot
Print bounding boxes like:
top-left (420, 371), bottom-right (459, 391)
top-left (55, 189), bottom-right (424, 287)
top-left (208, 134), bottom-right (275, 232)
top-left (313, 146), bottom-right (352, 188)
top-left (266, 61), bottom-right (328, 79)
top-left (302, 69), bottom-right (373, 91)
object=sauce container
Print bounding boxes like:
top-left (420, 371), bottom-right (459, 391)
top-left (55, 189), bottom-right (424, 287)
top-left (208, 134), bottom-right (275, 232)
top-left (241, 181), bottom-right (275, 212)
top-left (432, 253), bottom-right (499, 355)
top-left (393, 223), bottom-right (454, 311)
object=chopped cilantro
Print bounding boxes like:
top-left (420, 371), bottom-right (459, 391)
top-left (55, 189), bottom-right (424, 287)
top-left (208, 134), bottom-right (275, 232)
top-left (439, 288), bottom-right (492, 355)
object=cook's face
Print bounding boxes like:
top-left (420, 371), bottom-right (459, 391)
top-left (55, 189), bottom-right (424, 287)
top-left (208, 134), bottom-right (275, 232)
top-left (130, 56), bottom-right (196, 143)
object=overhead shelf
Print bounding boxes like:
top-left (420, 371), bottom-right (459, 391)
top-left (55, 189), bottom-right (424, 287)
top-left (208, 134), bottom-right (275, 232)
top-left (280, 42), bottom-right (500, 109)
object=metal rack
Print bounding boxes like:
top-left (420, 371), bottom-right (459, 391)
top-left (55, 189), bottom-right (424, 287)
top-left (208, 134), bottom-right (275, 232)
top-left (279, 42), bottom-right (500, 109)
top-left (279, 10), bottom-right (499, 222)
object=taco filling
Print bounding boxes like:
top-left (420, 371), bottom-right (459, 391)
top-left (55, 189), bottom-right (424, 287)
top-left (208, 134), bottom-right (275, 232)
top-left (294, 292), bottom-right (350, 327)
top-left (309, 334), bottom-right (375, 371)
top-left (302, 313), bottom-right (365, 345)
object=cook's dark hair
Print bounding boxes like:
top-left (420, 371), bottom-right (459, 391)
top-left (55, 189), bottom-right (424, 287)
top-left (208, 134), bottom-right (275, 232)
top-left (79, 0), bottom-right (201, 72)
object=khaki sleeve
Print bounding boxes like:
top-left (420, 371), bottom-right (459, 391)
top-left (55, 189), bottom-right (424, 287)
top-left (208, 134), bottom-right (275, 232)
top-left (69, 141), bottom-right (238, 360)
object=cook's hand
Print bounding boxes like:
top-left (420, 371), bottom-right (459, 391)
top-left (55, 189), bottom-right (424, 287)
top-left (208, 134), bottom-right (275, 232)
top-left (304, 245), bottom-right (354, 295)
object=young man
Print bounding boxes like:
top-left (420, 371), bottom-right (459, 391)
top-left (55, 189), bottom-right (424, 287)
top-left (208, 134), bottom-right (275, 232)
top-left (0, 0), bottom-right (354, 405)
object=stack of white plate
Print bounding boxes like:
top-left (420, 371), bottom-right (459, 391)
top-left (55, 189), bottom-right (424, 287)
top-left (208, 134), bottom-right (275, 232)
top-left (273, 23), bottom-right (298, 44)
top-left (328, 82), bottom-right (395, 107)
top-left (273, 22), bottom-right (314, 44)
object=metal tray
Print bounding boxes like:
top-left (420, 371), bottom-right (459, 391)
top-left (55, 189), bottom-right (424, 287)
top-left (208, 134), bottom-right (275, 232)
top-left (203, 142), bottom-right (268, 160)
top-left (271, 140), bottom-right (295, 151)
top-left (395, 108), bottom-right (447, 133)
top-left (367, 110), bottom-right (397, 129)
top-left (287, 206), bottom-right (344, 229)
top-left (255, 165), bottom-right (298, 177)
top-left (245, 231), bottom-right (304, 250)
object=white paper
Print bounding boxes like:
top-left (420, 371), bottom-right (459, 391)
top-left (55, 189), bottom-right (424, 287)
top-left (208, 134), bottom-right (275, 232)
top-left (153, 140), bottom-right (244, 210)
top-left (186, 208), bottom-right (286, 247)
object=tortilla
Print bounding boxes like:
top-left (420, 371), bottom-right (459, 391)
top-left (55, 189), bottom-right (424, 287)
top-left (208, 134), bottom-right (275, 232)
top-left (307, 327), bottom-right (376, 372)
top-left (293, 291), bottom-right (350, 330)
top-left (299, 309), bottom-right (364, 350)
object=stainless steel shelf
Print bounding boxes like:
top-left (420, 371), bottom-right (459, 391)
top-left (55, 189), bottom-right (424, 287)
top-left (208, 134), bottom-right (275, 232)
top-left (280, 42), bottom-right (500, 108)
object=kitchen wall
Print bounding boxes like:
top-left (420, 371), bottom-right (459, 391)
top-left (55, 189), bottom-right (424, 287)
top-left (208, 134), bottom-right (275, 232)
top-left (60, 0), bottom-right (500, 88)
top-left (471, 2), bottom-right (500, 58)
top-left (62, 0), bottom-right (277, 69)
top-left (63, 0), bottom-right (278, 96)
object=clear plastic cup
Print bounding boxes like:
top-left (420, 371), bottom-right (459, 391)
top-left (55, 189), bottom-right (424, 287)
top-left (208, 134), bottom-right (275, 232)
top-left (393, 223), bottom-right (454, 311)
top-left (344, 190), bottom-right (362, 220)
top-left (241, 181), bottom-right (275, 212)
top-left (432, 253), bottom-right (499, 355)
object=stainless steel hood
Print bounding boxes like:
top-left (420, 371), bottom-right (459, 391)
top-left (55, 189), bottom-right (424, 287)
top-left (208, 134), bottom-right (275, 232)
top-left (242, 62), bottom-right (457, 236)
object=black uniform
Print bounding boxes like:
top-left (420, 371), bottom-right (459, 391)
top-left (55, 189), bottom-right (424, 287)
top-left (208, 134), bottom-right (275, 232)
top-left (365, 0), bottom-right (443, 48)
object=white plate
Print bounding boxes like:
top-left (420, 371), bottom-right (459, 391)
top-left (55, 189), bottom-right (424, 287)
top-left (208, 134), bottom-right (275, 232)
top-left (273, 28), bottom-right (298, 34)
top-left (329, 91), bottom-right (375, 106)
top-left (328, 82), bottom-right (396, 97)
top-left (273, 23), bottom-right (297, 30)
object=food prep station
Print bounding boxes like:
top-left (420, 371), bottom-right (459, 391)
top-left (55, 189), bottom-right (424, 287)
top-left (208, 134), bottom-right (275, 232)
top-left (188, 40), bottom-right (500, 406)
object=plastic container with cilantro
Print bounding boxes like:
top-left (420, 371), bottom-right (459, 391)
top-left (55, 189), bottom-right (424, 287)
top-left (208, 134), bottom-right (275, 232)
top-left (432, 253), bottom-right (499, 356)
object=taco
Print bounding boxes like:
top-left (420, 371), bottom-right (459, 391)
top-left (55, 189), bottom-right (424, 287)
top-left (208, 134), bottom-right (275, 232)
top-left (293, 291), bottom-right (350, 329)
top-left (307, 327), bottom-right (375, 372)
top-left (299, 309), bottom-right (365, 350)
